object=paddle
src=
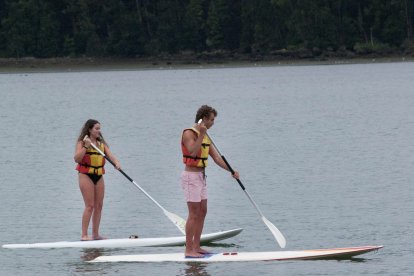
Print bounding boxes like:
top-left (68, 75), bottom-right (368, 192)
top-left (199, 120), bottom-right (287, 248)
top-left (88, 141), bottom-right (186, 235)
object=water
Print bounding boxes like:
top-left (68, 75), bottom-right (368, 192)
top-left (1, 62), bottom-right (413, 275)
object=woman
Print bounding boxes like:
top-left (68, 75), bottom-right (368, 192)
top-left (74, 119), bottom-right (120, 241)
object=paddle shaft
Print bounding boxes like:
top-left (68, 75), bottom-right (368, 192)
top-left (209, 137), bottom-right (245, 190)
top-left (89, 143), bottom-right (186, 234)
top-left (90, 143), bottom-right (165, 209)
top-left (205, 132), bottom-right (286, 248)
top-left (206, 133), bottom-right (260, 205)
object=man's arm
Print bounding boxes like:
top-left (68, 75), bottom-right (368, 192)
top-left (210, 145), bottom-right (240, 179)
top-left (182, 129), bottom-right (203, 156)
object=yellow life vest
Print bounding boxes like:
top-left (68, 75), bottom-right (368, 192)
top-left (182, 127), bottom-right (211, 167)
top-left (76, 142), bottom-right (106, 175)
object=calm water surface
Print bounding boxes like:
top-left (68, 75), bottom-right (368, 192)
top-left (1, 62), bottom-right (413, 275)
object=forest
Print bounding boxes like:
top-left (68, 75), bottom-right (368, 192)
top-left (0, 0), bottom-right (413, 59)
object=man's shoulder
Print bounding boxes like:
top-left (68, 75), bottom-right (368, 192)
top-left (182, 128), bottom-right (197, 138)
top-left (183, 127), bottom-right (197, 133)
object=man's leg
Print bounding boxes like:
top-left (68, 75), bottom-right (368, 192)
top-left (193, 199), bottom-right (208, 253)
top-left (185, 202), bottom-right (203, 257)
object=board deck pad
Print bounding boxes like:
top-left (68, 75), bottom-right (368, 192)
top-left (2, 228), bottom-right (242, 249)
top-left (89, 245), bottom-right (382, 263)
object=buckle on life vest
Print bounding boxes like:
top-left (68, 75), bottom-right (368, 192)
top-left (183, 155), bottom-right (208, 161)
top-left (79, 163), bottom-right (104, 174)
top-left (183, 155), bottom-right (208, 168)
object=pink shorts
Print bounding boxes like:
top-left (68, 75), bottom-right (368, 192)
top-left (181, 171), bottom-right (207, 202)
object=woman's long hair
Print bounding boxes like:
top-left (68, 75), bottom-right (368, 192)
top-left (77, 119), bottom-right (106, 146)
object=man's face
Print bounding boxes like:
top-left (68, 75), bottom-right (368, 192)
top-left (203, 113), bottom-right (215, 129)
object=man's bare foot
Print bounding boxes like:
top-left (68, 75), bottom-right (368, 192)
top-left (185, 250), bottom-right (204, 258)
top-left (81, 235), bottom-right (93, 241)
top-left (195, 247), bottom-right (211, 254)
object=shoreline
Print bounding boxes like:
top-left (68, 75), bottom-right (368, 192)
top-left (1, 55), bottom-right (413, 73)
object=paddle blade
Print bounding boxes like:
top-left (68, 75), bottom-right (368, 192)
top-left (164, 210), bottom-right (186, 235)
top-left (262, 216), bottom-right (286, 248)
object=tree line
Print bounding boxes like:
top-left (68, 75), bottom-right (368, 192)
top-left (0, 0), bottom-right (413, 59)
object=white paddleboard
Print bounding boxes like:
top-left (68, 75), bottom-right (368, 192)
top-left (2, 228), bottom-right (242, 249)
top-left (89, 245), bottom-right (382, 263)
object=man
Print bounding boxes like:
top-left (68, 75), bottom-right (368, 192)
top-left (181, 105), bottom-right (239, 258)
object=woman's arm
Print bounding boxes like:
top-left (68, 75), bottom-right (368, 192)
top-left (74, 141), bottom-right (87, 163)
top-left (104, 144), bottom-right (121, 170)
top-left (182, 129), bottom-right (204, 156)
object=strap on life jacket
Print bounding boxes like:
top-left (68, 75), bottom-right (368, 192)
top-left (80, 150), bottom-right (104, 174)
top-left (78, 163), bottom-right (104, 174)
top-left (182, 155), bottom-right (208, 167)
top-left (85, 151), bottom-right (101, 156)
top-left (182, 142), bottom-right (210, 167)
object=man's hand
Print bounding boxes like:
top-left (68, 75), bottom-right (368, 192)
top-left (232, 171), bottom-right (240, 179)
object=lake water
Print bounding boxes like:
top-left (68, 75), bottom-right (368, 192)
top-left (0, 62), bottom-right (413, 275)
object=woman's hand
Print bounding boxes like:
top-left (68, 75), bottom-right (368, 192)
top-left (83, 135), bottom-right (91, 148)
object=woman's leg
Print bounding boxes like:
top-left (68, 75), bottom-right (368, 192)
top-left (92, 177), bottom-right (105, 239)
top-left (79, 174), bottom-right (95, 240)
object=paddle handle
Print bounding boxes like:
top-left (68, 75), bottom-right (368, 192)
top-left (87, 143), bottom-right (130, 180)
top-left (117, 166), bottom-right (134, 183)
top-left (204, 131), bottom-right (245, 190)
top-left (103, 156), bottom-right (134, 183)
top-left (204, 131), bottom-right (286, 248)
top-left (221, 155), bottom-right (246, 190)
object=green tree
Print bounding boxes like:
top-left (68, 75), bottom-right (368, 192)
top-left (183, 0), bottom-right (207, 51)
top-left (104, 0), bottom-right (146, 57)
top-left (61, 0), bottom-right (102, 56)
top-left (1, 0), bottom-right (60, 57)
top-left (0, 0), bottom-right (7, 56)
top-left (379, 0), bottom-right (407, 45)
top-left (240, 0), bottom-right (286, 53)
top-left (207, 0), bottom-right (241, 50)
top-left (402, 0), bottom-right (413, 40)
top-left (154, 0), bottom-right (188, 54)
top-left (286, 0), bottom-right (337, 49)
top-left (1, 0), bottom-right (413, 58)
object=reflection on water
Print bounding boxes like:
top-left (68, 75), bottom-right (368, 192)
top-left (183, 262), bottom-right (209, 276)
top-left (338, 257), bottom-right (368, 263)
top-left (67, 249), bottom-right (107, 275)
top-left (80, 248), bottom-right (104, 262)
top-left (201, 242), bottom-right (239, 248)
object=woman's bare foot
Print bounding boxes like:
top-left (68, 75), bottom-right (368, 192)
top-left (81, 235), bottom-right (93, 241)
top-left (92, 235), bottom-right (107, 240)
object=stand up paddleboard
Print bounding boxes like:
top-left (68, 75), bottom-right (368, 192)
top-left (89, 245), bottom-right (382, 263)
top-left (2, 228), bottom-right (242, 249)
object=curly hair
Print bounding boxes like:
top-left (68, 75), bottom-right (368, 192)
top-left (195, 105), bottom-right (218, 123)
top-left (77, 119), bottom-right (106, 145)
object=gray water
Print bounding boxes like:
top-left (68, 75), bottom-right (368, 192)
top-left (1, 62), bottom-right (413, 275)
